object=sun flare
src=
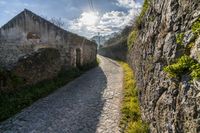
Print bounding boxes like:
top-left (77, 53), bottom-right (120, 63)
top-left (80, 12), bottom-right (99, 26)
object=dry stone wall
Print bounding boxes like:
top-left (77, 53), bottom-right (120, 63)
top-left (128, 0), bottom-right (200, 132)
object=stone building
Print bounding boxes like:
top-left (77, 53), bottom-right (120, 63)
top-left (0, 9), bottom-right (97, 88)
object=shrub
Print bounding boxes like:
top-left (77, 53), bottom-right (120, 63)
top-left (163, 55), bottom-right (200, 79)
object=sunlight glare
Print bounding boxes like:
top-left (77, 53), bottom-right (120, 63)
top-left (80, 12), bottom-right (99, 26)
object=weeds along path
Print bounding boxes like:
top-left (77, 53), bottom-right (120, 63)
top-left (0, 55), bottom-right (123, 133)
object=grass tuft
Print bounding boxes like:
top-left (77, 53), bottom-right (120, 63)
top-left (118, 61), bottom-right (149, 133)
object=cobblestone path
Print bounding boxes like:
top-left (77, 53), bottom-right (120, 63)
top-left (0, 55), bottom-right (123, 133)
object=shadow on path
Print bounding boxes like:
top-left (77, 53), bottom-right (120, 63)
top-left (0, 56), bottom-right (123, 133)
top-left (0, 66), bottom-right (107, 133)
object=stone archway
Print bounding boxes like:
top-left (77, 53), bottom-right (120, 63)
top-left (76, 48), bottom-right (81, 67)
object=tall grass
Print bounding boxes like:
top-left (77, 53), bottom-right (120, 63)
top-left (118, 62), bottom-right (149, 133)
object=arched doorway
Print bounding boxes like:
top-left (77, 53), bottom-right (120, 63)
top-left (76, 48), bottom-right (81, 67)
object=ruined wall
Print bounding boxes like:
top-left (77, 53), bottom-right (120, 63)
top-left (69, 42), bottom-right (97, 67)
top-left (66, 33), bottom-right (97, 67)
top-left (13, 48), bottom-right (62, 85)
top-left (128, 0), bottom-right (200, 132)
top-left (82, 41), bottom-right (97, 65)
top-left (0, 9), bottom-right (97, 69)
top-left (0, 9), bottom-right (68, 68)
top-left (0, 9), bottom-right (97, 89)
top-left (0, 48), bottom-right (61, 90)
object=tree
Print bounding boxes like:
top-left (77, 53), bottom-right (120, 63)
top-left (50, 17), bottom-right (65, 28)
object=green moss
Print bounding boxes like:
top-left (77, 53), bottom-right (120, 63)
top-left (192, 18), bottom-right (200, 36)
top-left (185, 42), bottom-right (195, 55)
top-left (187, 42), bottom-right (195, 49)
top-left (176, 33), bottom-right (184, 45)
top-left (163, 55), bottom-right (200, 79)
top-left (190, 63), bottom-right (200, 79)
top-left (128, 30), bottom-right (138, 49)
top-left (118, 62), bottom-right (149, 133)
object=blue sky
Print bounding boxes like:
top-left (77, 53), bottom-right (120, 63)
top-left (0, 0), bottom-right (143, 38)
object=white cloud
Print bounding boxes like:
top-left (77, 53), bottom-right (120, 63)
top-left (116, 0), bottom-right (141, 9)
top-left (79, 12), bottom-right (99, 26)
top-left (100, 11), bottom-right (126, 26)
top-left (67, 11), bottom-right (99, 37)
top-left (67, 0), bottom-right (142, 38)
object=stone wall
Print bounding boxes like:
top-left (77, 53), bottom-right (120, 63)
top-left (12, 48), bottom-right (62, 85)
top-left (67, 34), bottom-right (97, 67)
top-left (0, 9), bottom-right (97, 89)
top-left (98, 42), bottom-right (127, 61)
top-left (0, 48), bottom-right (61, 90)
top-left (82, 42), bottom-right (97, 65)
top-left (128, 0), bottom-right (200, 132)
